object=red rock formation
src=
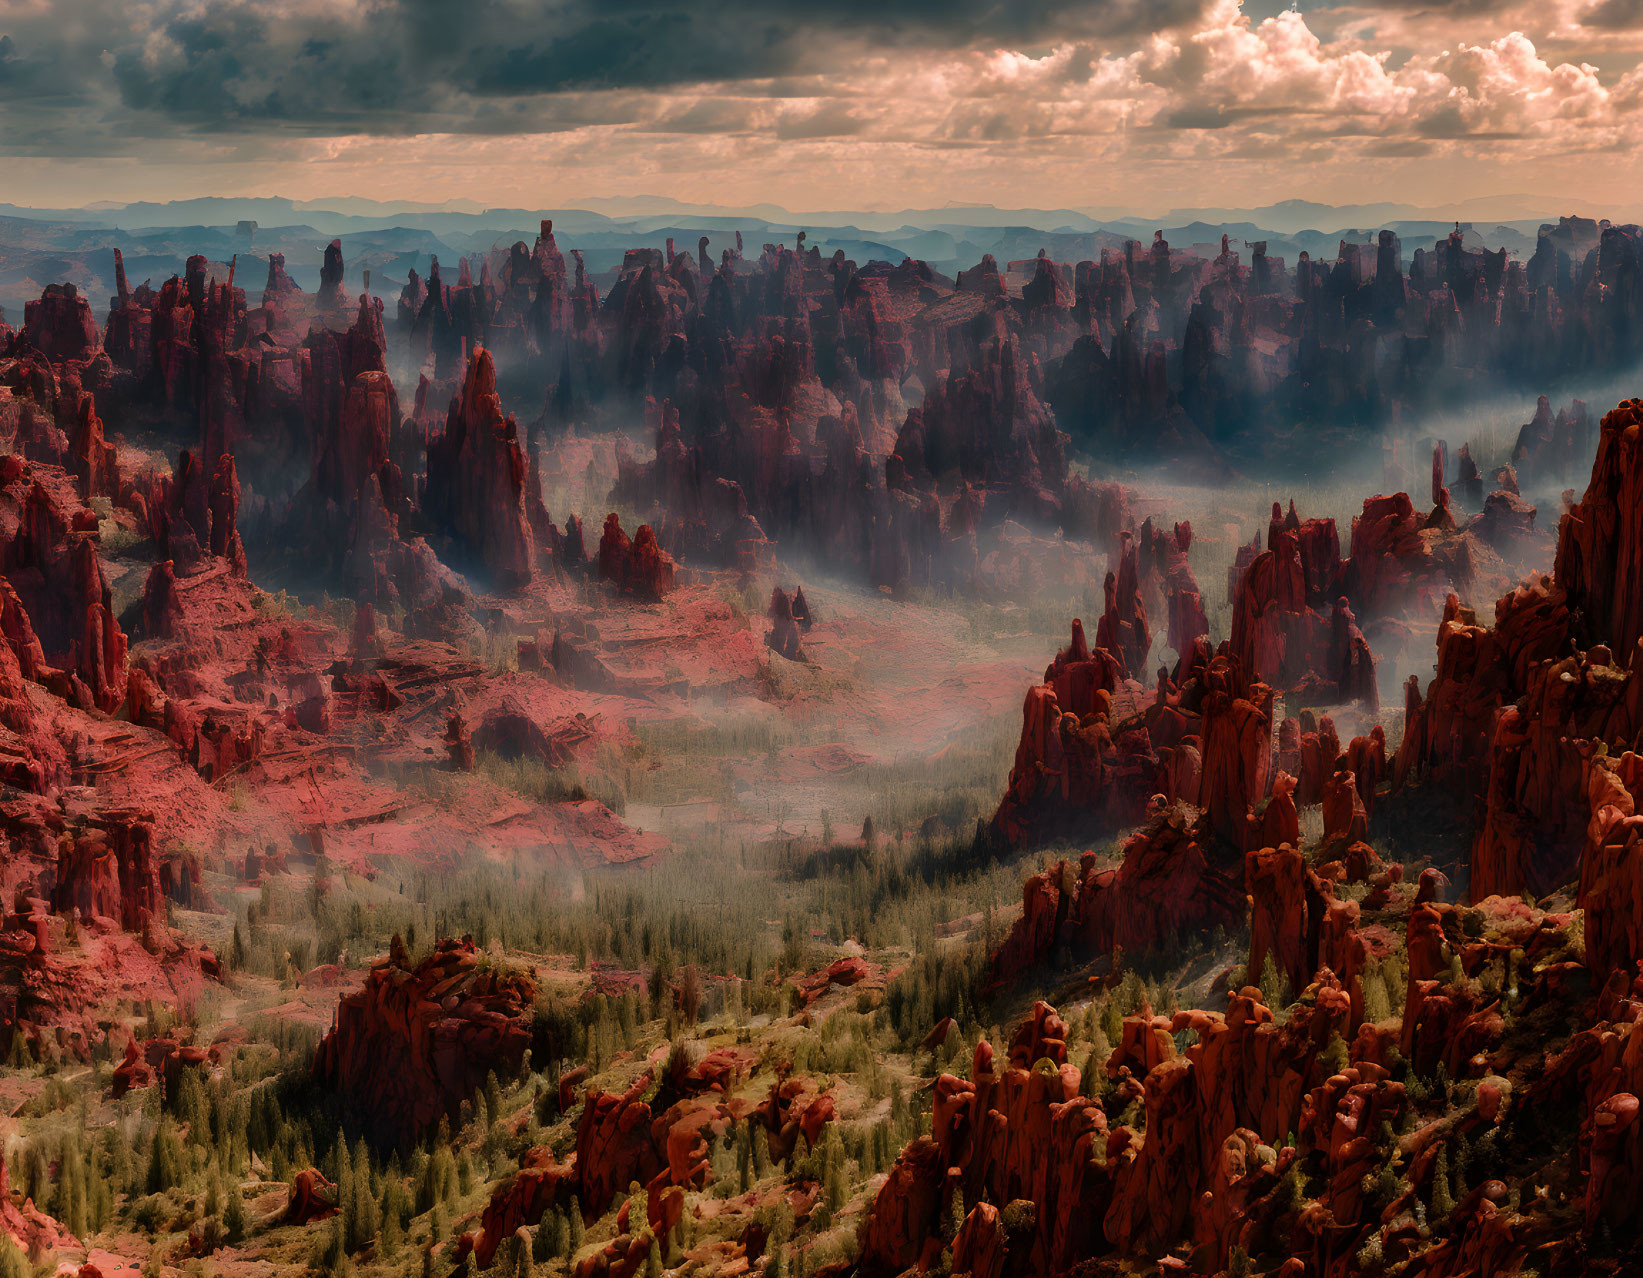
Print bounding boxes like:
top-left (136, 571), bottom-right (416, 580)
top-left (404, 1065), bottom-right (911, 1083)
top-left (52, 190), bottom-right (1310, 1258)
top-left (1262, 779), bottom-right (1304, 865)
top-left (922, 1011), bottom-right (1112, 1272)
top-left (317, 367), bottom-right (401, 513)
top-left (1095, 533), bottom-right (1151, 678)
top-left (1579, 751), bottom-right (1643, 983)
top-left (792, 955), bottom-right (873, 1007)
top-left (50, 809), bottom-right (163, 932)
top-left (864, 982), bottom-right (1371, 1275)
top-left (573, 1233), bottom-right (649, 1278)
top-left (0, 627), bottom-right (66, 793)
top-left (138, 560), bottom-right (182, 640)
top-left (110, 1038), bottom-right (155, 1098)
top-left (422, 349), bottom-right (535, 587)
top-left (991, 617), bottom-right (1303, 854)
top-left (607, 303), bottom-right (1134, 597)
top-left (951, 1201), bottom-right (1007, 1278)
top-left (748, 1075), bottom-right (835, 1162)
top-left (857, 1136), bottom-right (947, 1276)
top-left (1321, 763), bottom-right (1369, 848)
top-left (460, 1068), bottom-right (738, 1267)
top-left (2, 477), bottom-right (127, 712)
top-left (766, 586), bottom-right (805, 661)
top-left (68, 396), bottom-right (118, 501)
top-left (316, 239), bottom-right (347, 312)
top-left (443, 710), bottom-right (475, 772)
top-left (1556, 398), bottom-right (1643, 657)
top-left (284, 1168), bottom-right (338, 1224)
top-left (574, 1071), bottom-right (667, 1219)
top-left (467, 1149), bottom-right (577, 1268)
top-left (207, 452), bottom-right (246, 576)
top-left (1142, 519), bottom-right (1208, 657)
top-left (1229, 516), bottom-right (1380, 707)
top-left (1394, 400), bottom-right (1643, 926)
top-left (311, 937), bottom-right (535, 1147)
top-left (1513, 395), bottom-right (1593, 490)
top-left (989, 620), bottom-right (1142, 846)
top-left (17, 283), bottom-right (101, 364)
top-left (103, 249), bottom-right (152, 375)
top-left (0, 1149), bottom-right (79, 1257)
top-left (1246, 842), bottom-right (1306, 996)
top-left (597, 515), bottom-right (676, 598)
top-left (1197, 674), bottom-right (1273, 846)
top-left (988, 802), bottom-right (1244, 985)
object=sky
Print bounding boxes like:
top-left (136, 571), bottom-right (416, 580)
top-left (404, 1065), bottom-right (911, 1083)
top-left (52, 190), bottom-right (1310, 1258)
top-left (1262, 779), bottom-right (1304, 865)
top-left (3, 0), bottom-right (1643, 216)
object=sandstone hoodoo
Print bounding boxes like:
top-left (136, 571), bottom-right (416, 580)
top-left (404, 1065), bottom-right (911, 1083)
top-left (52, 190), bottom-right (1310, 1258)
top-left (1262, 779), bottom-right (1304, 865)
top-left (312, 936), bottom-right (536, 1148)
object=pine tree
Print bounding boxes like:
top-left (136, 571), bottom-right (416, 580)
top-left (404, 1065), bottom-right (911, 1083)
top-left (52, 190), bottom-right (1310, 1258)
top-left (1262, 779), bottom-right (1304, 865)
top-left (22, 1144), bottom-right (47, 1206)
top-left (824, 1128), bottom-right (847, 1213)
top-left (379, 1183), bottom-right (403, 1259)
top-left (944, 1185), bottom-right (965, 1242)
top-left (146, 1119), bottom-right (184, 1194)
top-left (513, 1228), bottom-right (535, 1278)
top-left (568, 1197), bottom-right (585, 1255)
top-left (89, 1170), bottom-right (113, 1233)
top-left (101, 1125), bottom-right (130, 1200)
top-left (533, 1211), bottom-right (558, 1263)
top-left (1279, 1160), bottom-right (1306, 1212)
top-left (1361, 965), bottom-right (1390, 1024)
top-left (321, 1216), bottom-right (352, 1277)
top-left (173, 1068), bottom-right (210, 1143)
top-left (486, 1072), bottom-right (505, 1130)
top-left (737, 1124), bottom-right (753, 1192)
top-left (417, 1149), bottom-right (438, 1214)
top-left (336, 1141), bottom-right (358, 1252)
top-left (1431, 1144), bottom-right (1455, 1218)
top-left (1259, 952), bottom-right (1289, 1011)
top-left (351, 1139), bottom-right (379, 1248)
top-left (0, 1235), bottom-right (26, 1278)
top-left (52, 1135), bottom-right (88, 1237)
top-left (225, 1180), bottom-right (247, 1243)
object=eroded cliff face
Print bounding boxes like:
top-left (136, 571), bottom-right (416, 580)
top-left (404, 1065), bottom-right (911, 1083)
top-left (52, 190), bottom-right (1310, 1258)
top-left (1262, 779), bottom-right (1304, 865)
top-left (1394, 401), bottom-right (1643, 942)
top-left (941, 394), bottom-right (1643, 1278)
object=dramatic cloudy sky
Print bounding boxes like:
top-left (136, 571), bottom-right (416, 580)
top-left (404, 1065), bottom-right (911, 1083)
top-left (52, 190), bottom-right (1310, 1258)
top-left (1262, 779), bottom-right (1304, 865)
top-left (3, 0), bottom-right (1643, 213)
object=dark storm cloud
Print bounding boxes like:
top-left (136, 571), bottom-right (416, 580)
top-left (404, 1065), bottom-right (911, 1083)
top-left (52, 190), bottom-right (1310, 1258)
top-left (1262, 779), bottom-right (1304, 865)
top-left (1162, 103), bottom-right (1314, 129)
top-left (775, 102), bottom-right (869, 140)
top-left (0, 0), bottom-right (1215, 152)
top-left (1581, 0), bottom-right (1643, 30)
top-left (0, 27), bottom-right (80, 102)
top-left (1414, 106), bottom-right (1524, 140)
top-left (1363, 138), bottom-right (1434, 156)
